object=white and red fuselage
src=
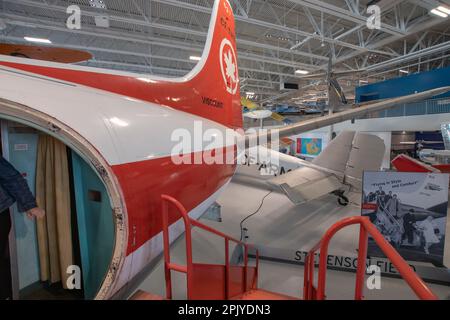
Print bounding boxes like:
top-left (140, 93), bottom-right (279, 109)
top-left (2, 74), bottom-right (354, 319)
top-left (0, 0), bottom-right (240, 299)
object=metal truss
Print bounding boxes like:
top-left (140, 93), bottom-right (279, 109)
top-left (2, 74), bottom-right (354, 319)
top-left (0, 0), bottom-right (449, 103)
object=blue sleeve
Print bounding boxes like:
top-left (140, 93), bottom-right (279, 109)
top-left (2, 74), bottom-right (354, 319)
top-left (0, 155), bottom-right (37, 212)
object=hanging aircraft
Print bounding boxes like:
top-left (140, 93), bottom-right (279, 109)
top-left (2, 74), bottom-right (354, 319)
top-left (393, 125), bottom-right (450, 173)
top-left (241, 97), bottom-right (289, 124)
top-left (0, 0), bottom-right (449, 299)
top-left (0, 43), bottom-right (93, 63)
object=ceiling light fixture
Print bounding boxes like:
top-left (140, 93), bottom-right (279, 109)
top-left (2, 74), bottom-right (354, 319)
top-left (24, 36), bottom-right (52, 44)
top-left (430, 8), bottom-right (448, 18)
top-left (437, 6), bottom-right (450, 15)
top-left (399, 69), bottom-right (409, 74)
top-left (295, 70), bottom-right (309, 75)
top-left (189, 56), bottom-right (201, 61)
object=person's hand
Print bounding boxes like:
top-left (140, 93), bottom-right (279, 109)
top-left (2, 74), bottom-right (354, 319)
top-left (26, 207), bottom-right (45, 220)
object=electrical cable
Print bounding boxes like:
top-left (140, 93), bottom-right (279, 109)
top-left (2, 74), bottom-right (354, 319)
top-left (239, 190), bottom-right (273, 241)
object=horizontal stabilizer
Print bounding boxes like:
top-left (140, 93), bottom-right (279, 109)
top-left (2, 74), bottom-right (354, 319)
top-left (268, 167), bottom-right (342, 205)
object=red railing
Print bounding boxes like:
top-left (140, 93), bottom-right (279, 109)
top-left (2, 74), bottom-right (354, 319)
top-left (303, 216), bottom-right (438, 300)
top-left (161, 195), bottom-right (259, 300)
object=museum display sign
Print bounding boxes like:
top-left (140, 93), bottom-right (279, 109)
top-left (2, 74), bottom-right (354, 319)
top-left (361, 171), bottom-right (449, 266)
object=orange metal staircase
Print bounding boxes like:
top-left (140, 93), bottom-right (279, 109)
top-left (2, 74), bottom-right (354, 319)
top-left (303, 216), bottom-right (437, 300)
top-left (131, 195), bottom-right (438, 300)
top-left (160, 194), bottom-right (271, 300)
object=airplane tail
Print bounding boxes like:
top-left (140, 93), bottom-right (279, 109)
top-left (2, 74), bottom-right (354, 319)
top-left (0, 0), bottom-right (242, 129)
top-left (183, 0), bottom-right (242, 129)
top-left (268, 132), bottom-right (386, 205)
top-left (313, 131), bottom-right (386, 187)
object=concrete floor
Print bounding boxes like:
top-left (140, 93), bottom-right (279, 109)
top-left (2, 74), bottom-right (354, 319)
top-left (135, 165), bottom-right (450, 300)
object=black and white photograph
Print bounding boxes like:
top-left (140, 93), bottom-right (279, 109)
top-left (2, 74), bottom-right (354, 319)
top-left (362, 171), bottom-right (449, 266)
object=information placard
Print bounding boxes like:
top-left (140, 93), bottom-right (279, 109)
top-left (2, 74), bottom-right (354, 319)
top-left (362, 171), bottom-right (449, 266)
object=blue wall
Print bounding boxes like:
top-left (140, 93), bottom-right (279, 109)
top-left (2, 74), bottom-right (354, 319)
top-left (356, 66), bottom-right (450, 103)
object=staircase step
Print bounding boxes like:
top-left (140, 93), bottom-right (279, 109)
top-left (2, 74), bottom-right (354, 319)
top-left (231, 289), bottom-right (299, 300)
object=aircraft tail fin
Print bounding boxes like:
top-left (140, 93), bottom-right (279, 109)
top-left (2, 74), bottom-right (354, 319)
top-left (312, 131), bottom-right (385, 188)
top-left (312, 131), bottom-right (355, 173)
top-left (184, 0), bottom-right (242, 129)
top-left (269, 132), bottom-right (386, 205)
top-left (0, 0), bottom-right (243, 129)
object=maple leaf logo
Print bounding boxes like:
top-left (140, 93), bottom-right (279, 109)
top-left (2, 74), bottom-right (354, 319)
top-left (224, 49), bottom-right (237, 84)
top-left (219, 38), bottom-right (238, 94)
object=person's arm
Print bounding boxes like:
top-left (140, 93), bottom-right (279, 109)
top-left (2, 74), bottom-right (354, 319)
top-left (0, 155), bottom-right (44, 218)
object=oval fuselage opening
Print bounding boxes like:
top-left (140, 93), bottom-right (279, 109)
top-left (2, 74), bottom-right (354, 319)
top-left (0, 99), bottom-right (126, 300)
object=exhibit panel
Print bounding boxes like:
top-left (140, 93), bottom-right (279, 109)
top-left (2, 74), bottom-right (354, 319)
top-left (362, 172), bottom-right (449, 265)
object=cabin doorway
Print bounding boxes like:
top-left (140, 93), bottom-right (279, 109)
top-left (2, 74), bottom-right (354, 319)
top-left (0, 120), bottom-right (115, 300)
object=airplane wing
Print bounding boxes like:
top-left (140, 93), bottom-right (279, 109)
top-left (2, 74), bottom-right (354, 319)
top-left (242, 87), bottom-right (450, 205)
top-left (267, 167), bottom-right (342, 204)
top-left (267, 131), bottom-right (386, 204)
top-left (245, 86), bottom-right (450, 146)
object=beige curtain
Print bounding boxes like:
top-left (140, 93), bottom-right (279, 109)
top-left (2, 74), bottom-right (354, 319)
top-left (35, 134), bottom-right (73, 288)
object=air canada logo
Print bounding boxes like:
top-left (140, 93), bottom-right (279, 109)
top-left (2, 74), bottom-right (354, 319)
top-left (220, 38), bottom-right (239, 95)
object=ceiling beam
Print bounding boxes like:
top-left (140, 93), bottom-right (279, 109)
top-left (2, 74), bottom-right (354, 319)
top-left (2, 0), bottom-right (328, 62)
top-left (364, 40), bottom-right (450, 72)
top-left (0, 35), bottom-right (314, 81)
top-left (3, 0), bottom-right (396, 59)
top-left (152, 0), bottom-right (395, 53)
top-left (1, 13), bottom-right (321, 71)
top-left (286, 0), bottom-right (406, 36)
top-left (323, 14), bottom-right (449, 69)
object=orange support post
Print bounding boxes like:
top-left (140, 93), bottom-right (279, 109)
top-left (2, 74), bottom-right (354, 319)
top-left (161, 194), bottom-right (193, 299)
top-left (354, 225), bottom-right (368, 300)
